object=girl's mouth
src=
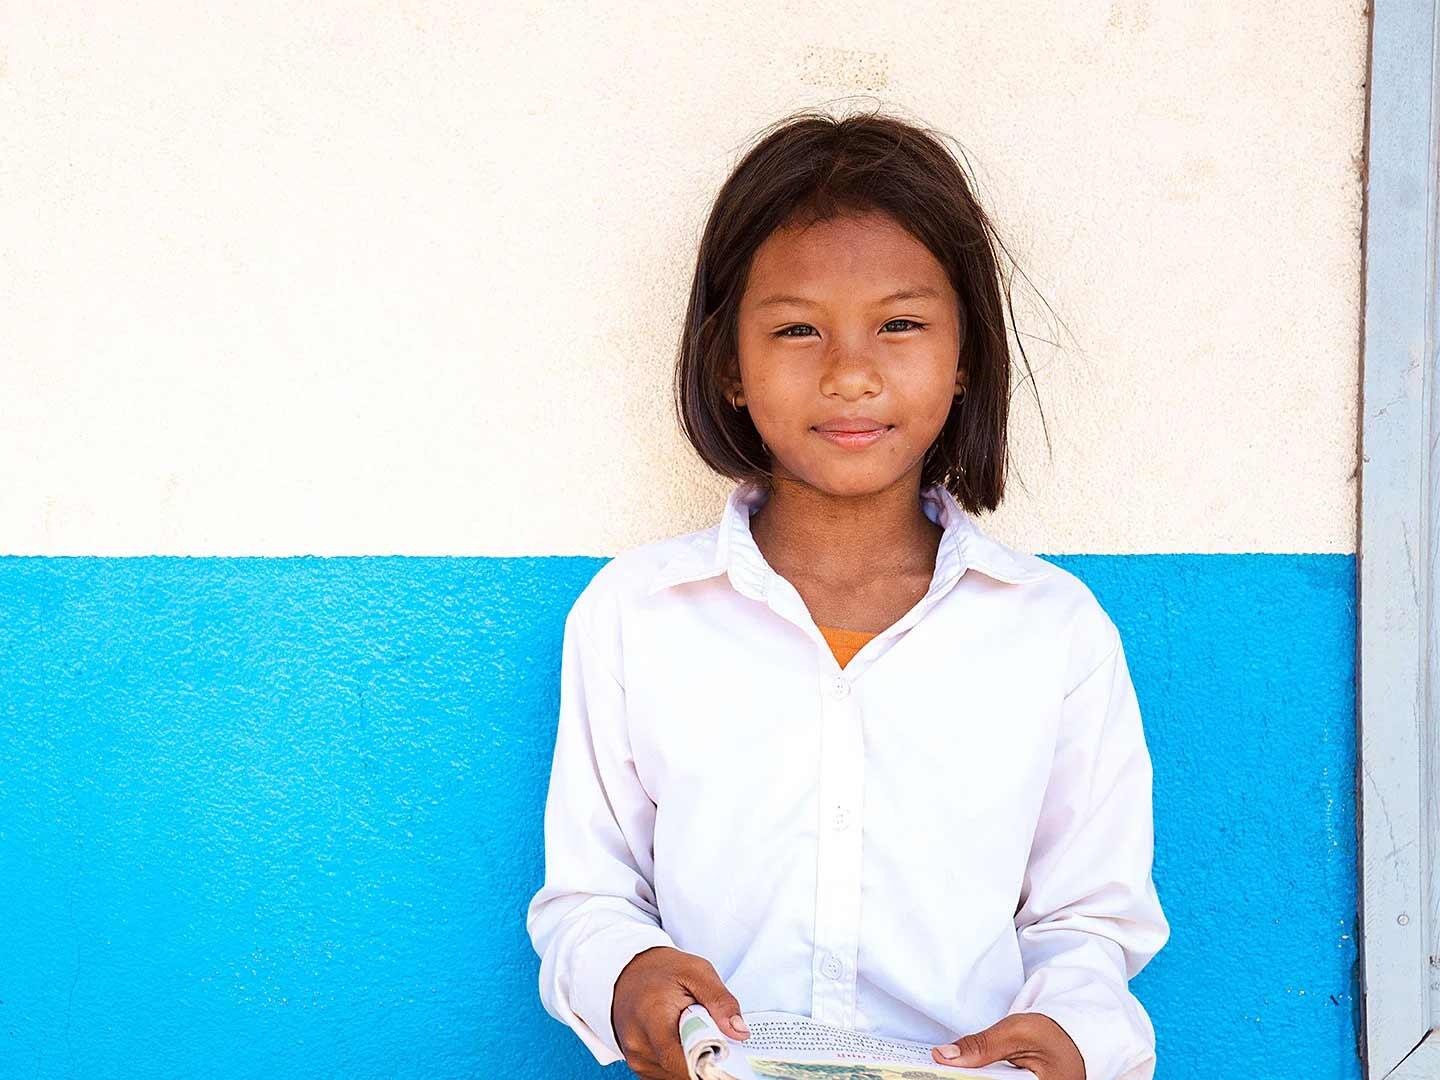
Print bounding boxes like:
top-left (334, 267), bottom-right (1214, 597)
top-left (812, 425), bottom-right (893, 449)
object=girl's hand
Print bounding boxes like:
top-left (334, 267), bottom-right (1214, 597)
top-left (931, 1012), bottom-right (1085, 1080)
top-left (611, 945), bottom-right (751, 1080)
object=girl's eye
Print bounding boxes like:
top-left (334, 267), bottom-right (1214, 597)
top-left (772, 320), bottom-right (927, 338)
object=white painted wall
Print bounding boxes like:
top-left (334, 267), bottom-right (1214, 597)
top-left (0, 2), bottom-right (1368, 556)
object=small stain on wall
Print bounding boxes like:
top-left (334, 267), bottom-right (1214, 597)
top-left (1107, 0), bottom-right (1152, 32)
top-left (1168, 155), bottom-right (1217, 203)
top-left (800, 46), bottom-right (889, 91)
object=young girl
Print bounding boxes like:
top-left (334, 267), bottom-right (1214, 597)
top-left (526, 108), bottom-right (1168, 1080)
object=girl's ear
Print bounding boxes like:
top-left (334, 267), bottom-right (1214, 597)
top-left (722, 364), bottom-right (745, 407)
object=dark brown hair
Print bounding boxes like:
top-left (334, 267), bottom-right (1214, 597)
top-left (673, 105), bottom-right (1060, 515)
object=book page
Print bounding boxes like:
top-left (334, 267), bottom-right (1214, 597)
top-left (679, 1005), bottom-right (1038, 1080)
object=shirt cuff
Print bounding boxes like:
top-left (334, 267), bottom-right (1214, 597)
top-left (1007, 967), bottom-right (1157, 1080)
top-left (568, 918), bottom-right (678, 1065)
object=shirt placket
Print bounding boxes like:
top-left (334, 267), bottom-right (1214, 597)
top-left (759, 561), bottom-right (966, 1029)
top-left (809, 658), bottom-right (864, 1025)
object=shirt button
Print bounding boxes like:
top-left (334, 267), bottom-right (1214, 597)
top-left (828, 674), bottom-right (851, 699)
top-left (821, 954), bottom-right (843, 979)
top-left (832, 807), bottom-right (850, 831)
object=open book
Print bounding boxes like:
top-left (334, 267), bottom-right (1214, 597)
top-left (678, 1004), bottom-right (1039, 1080)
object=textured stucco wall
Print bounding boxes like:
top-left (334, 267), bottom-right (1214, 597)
top-left (0, 2), bottom-right (1362, 557)
top-left (0, 3), bottom-right (1367, 1078)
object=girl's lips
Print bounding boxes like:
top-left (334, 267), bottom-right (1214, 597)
top-left (813, 425), bottom-right (892, 449)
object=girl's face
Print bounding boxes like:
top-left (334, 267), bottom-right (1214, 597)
top-left (729, 209), bottom-right (965, 498)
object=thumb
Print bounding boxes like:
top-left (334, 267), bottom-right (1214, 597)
top-left (681, 960), bottom-right (750, 1041)
top-left (935, 1015), bottom-right (1026, 1068)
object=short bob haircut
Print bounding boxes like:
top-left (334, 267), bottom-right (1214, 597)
top-left (673, 106), bottom-right (1050, 516)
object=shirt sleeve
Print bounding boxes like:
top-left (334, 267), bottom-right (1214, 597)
top-left (525, 602), bottom-right (678, 1066)
top-left (1005, 621), bottom-right (1171, 1080)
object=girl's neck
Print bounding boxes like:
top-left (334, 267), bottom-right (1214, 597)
top-left (747, 475), bottom-right (944, 590)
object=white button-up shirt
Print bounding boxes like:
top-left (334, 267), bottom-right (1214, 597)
top-left (526, 478), bottom-right (1169, 1080)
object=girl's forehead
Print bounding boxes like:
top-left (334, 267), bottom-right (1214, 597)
top-left (759, 209), bottom-right (916, 256)
top-left (745, 217), bottom-right (950, 299)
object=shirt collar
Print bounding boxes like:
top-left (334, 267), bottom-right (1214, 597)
top-left (647, 478), bottom-right (1051, 597)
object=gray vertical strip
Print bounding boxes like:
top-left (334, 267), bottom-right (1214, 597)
top-left (1360, 0), bottom-right (1440, 1075)
top-left (1429, 0), bottom-right (1440, 1041)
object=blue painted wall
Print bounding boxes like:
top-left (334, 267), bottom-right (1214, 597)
top-left (0, 554), bottom-right (1357, 1079)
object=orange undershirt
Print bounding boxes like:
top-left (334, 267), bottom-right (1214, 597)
top-left (816, 624), bottom-right (880, 669)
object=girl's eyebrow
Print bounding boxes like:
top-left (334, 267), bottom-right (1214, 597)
top-left (754, 285), bottom-right (942, 310)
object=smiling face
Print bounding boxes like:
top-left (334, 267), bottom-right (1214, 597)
top-left (727, 209), bottom-right (966, 498)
